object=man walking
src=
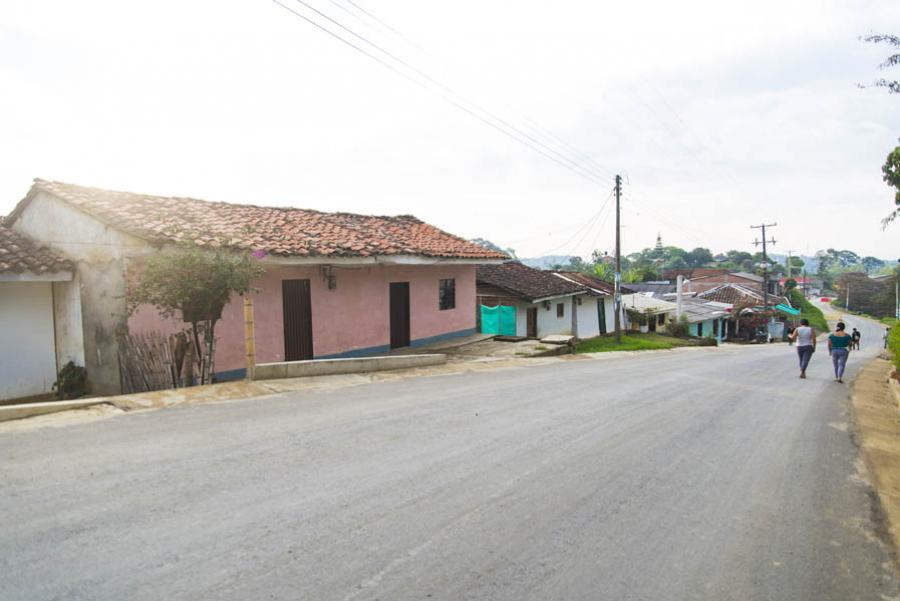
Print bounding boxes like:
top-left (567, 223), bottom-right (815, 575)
top-left (789, 318), bottom-right (816, 379)
top-left (851, 327), bottom-right (861, 350)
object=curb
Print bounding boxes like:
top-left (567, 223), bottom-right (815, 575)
top-left (0, 399), bottom-right (107, 423)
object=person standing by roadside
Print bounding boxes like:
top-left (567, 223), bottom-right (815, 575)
top-left (851, 327), bottom-right (861, 350)
top-left (788, 318), bottom-right (816, 379)
top-left (828, 321), bottom-right (853, 383)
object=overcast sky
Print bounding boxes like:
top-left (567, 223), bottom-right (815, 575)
top-left (2, 1), bottom-right (899, 260)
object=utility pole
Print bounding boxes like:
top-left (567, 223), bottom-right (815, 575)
top-left (751, 223), bottom-right (777, 333)
top-left (846, 278), bottom-right (851, 312)
top-left (785, 250), bottom-right (797, 279)
top-left (614, 175), bottom-right (622, 344)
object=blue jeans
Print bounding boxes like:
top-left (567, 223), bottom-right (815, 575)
top-left (831, 348), bottom-right (849, 379)
top-left (797, 345), bottom-right (814, 372)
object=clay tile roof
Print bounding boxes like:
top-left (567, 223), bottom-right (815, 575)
top-left (477, 262), bottom-right (587, 302)
top-left (0, 223), bottom-right (72, 275)
top-left (697, 283), bottom-right (789, 308)
top-left (19, 180), bottom-right (507, 260)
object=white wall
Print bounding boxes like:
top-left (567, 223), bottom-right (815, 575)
top-left (13, 191), bottom-right (152, 394)
top-left (576, 297), bottom-right (600, 339)
top-left (53, 275), bottom-right (85, 368)
top-left (537, 298), bottom-right (573, 337)
top-left (0, 282), bottom-right (57, 400)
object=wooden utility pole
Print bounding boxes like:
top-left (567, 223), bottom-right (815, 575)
top-left (751, 222), bottom-right (777, 315)
top-left (244, 297), bottom-right (256, 380)
top-left (614, 175), bottom-right (622, 344)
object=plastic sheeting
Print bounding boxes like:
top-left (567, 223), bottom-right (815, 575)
top-left (481, 305), bottom-right (517, 336)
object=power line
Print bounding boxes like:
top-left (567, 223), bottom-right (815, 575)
top-left (273, 0), bottom-right (615, 188)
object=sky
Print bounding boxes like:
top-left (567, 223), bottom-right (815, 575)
top-left (2, 1), bottom-right (899, 260)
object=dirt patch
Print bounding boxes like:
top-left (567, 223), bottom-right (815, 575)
top-left (850, 357), bottom-right (900, 568)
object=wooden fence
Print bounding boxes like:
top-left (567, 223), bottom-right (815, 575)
top-left (117, 332), bottom-right (183, 394)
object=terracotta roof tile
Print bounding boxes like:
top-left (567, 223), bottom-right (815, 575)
top-left (18, 180), bottom-right (507, 260)
top-left (477, 262), bottom-right (586, 302)
top-left (0, 223), bottom-right (72, 275)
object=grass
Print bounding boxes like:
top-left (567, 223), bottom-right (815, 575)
top-left (575, 332), bottom-right (696, 353)
top-left (789, 289), bottom-right (829, 331)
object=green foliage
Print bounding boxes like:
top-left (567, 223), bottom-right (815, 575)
top-left (889, 324), bottom-right (900, 373)
top-left (128, 242), bottom-right (265, 322)
top-left (575, 332), bottom-right (695, 353)
top-left (860, 34), bottom-right (900, 95)
top-left (790, 289), bottom-right (829, 331)
top-left (666, 314), bottom-right (691, 338)
top-left (831, 270), bottom-right (899, 318)
top-left (128, 242), bottom-right (266, 384)
top-left (882, 143), bottom-right (900, 227)
top-left (53, 361), bottom-right (87, 400)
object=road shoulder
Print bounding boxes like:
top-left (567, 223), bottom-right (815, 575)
top-left (850, 356), bottom-right (900, 568)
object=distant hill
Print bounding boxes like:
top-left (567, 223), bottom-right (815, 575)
top-left (519, 255), bottom-right (578, 270)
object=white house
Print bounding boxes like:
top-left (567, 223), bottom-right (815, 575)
top-left (0, 223), bottom-right (84, 401)
top-left (476, 262), bottom-right (598, 339)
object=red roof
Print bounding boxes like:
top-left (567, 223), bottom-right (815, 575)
top-left (11, 180), bottom-right (507, 260)
top-left (0, 223), bottom-right (72, 275)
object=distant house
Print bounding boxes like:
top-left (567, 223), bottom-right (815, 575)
top-left (0, 223), bottom-right (83, 401)
top-left (677, 298), bottom-right (730, 341)
top-left (5, 179), bottom-right (505, 394)
top-left (663, 268), bottom-right (775, 295)
top-left (476, 262), bottom-right (597, 338)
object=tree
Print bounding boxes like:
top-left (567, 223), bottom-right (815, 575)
top-left (128, 242), bottom-right (265, 385)
top-left (882, 142), bottom-right (900, 227)
top-left (685, 247), bottom-right (713, 268)
top-left (470, 238), bottom-right (516, 259)
top-left (860, 34), bottom-right (900, 95)
top-left (862, 255), bottom-right (886, 273)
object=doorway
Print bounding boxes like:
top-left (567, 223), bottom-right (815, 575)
top-left (526, 307), bottom-right (538, 338)
top-left (390, 282), bottom-right (411, 348)
top-left (282, 279), bottom-right (314, 361)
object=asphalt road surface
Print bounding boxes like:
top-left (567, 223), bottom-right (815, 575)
top-left (2, 315), bottom-right (897, 600)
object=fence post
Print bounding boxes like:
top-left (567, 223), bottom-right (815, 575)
top-left (244, 297), bottom-right (256, 380)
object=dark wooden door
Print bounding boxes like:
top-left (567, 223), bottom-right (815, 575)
top-left (597, 299), bottom-right (607, 334)
top-left (390, 282), bottom-right (410, 349)
top-left (282, 279), bottom-right (313, 361)
top-left (526, 307), bottom-right (538, 338)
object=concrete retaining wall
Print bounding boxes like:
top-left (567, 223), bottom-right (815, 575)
top-left (253, 354), bottom-right (446, 380)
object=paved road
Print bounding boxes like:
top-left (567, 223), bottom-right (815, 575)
top-left (2, 315), bottom-right (897, 600)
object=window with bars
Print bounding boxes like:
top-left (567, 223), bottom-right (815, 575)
top-left (439, 278), bottom-right (456, 310)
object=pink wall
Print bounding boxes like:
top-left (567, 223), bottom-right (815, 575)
top-left (128, 263), bottom-right (476, 374)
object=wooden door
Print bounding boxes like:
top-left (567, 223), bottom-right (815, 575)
top-left (526, 307), bottom-right (538, 338)
top-left (390, 282), bottom-right (411, 348)
top-left (282, 279), bottom-right (314, 361)
top-left (597, 299), bottom-right (607, 334)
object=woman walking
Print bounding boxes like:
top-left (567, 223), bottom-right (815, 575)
top-left (827, 321), bottom-right (853, 383)
top-left (788, 318), bottom-right (816, 379)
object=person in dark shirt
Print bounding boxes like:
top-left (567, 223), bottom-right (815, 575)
top-left (828, 322), bottom-right (853, 383)
top-left (851, 327), bottom-right (861, 350)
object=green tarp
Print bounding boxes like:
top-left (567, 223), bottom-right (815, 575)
top-left (774, 303), bottom-right (801, 316)
top-left (480, 305), bottom-right (517, 336)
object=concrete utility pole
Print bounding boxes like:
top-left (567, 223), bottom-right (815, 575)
top-left (614, 175), bottom-right (622, 344)
top-left (751, 223), bottom-right (777, 332)
top-left (846, 279), bottom-right (851, 312)
top-left (785, 250), bottom-right (797, 279)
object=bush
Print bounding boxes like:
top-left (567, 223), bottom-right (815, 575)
top-left (697, 337), bottom-right (718, 347)
top-left (790, 289), bottom-right (829, 331)
top-left (889, 324), bottom-right (900, 374)
top-left (53, 361), bottom-right (87, 400)
top-left (666, 315), bottom-right (691, 338)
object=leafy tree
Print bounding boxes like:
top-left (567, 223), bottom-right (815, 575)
top-left (882, 143), bottom-right (900, 227)
top-left (860, 34), bottom-right (900, 95)
top-left (685, 247), bottom-right (713, 268)
top-left (861, 255), bottom-right (886, 273)
top-left (128, 242), bottom-right (265, 385)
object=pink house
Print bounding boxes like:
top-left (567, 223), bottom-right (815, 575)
top-left (6, 180), bottom-right (505, 393)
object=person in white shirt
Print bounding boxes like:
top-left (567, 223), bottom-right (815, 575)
top-left (788, 318), bottom-right (816, 379)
